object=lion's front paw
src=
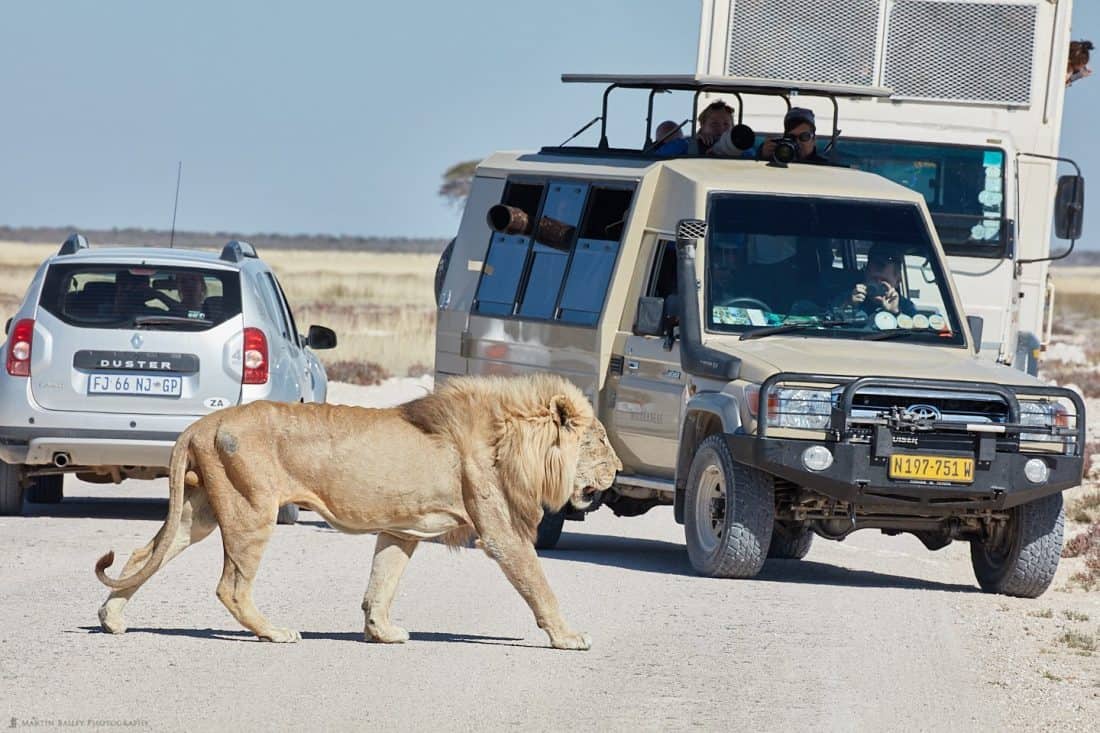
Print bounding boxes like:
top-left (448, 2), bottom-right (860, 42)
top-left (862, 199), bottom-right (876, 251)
top-left (549, 631), bottom-right (592, 651)
top-left (98, 604), bottom-right (126, 635)
top-left (365, 623), bottom-right (410, 644)
top-left (260, 627), bottom-right (301, 643)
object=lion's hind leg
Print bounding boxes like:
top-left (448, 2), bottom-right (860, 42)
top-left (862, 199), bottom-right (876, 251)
top-left (363, 533), bottom-right (418, 643)
top-left (98, 488), bottom-right (217, 634)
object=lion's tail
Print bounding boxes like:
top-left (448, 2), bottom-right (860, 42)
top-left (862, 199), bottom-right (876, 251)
top-left (95, 422), bottom-right (196, 590)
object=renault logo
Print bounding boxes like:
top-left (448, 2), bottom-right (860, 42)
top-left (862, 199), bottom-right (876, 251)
top-left (904, 404), bottom-right (941, 421)
top-left (130, 333), bottom-right (144, 349)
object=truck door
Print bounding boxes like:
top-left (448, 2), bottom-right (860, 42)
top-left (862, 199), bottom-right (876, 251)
top-left (608, 237), bottom-right (685, 477)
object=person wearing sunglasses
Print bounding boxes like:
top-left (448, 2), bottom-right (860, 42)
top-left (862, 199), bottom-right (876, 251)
top-left (757, 107), bottom-right (830, 165)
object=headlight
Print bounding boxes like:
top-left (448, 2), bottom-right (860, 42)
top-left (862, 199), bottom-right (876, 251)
top-left (1018, 400), bottom-right (1071, 445)
top-left (773, 388), bottom-right (832, 429)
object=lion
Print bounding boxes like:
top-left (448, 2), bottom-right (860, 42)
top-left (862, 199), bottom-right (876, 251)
top-left (95, 373), bottom-right (620, 650)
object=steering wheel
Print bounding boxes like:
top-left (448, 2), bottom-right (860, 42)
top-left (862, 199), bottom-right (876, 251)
top-left (720, 297), bottom-right (772, 312)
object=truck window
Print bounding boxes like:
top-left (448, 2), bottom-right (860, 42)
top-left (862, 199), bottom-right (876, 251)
top-left (833, 140), bottom-right (1006, 258)
top-left (474, 180), bottom-right (634, 326)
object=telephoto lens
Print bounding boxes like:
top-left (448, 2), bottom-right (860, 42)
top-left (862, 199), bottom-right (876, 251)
top-left (771, 138), bottom-right (797, 166)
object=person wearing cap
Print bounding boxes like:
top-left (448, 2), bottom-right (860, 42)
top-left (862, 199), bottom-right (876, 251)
top-left (758, 107), bottom-right (830, 165)
top-left (838, 245), bottom-right (917, 317)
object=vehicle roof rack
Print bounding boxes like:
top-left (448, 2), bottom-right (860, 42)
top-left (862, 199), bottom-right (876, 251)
top-left (220, 240), bottom-right (258, 262)
top-left (57, 233), bottom-right (89, 256)
top-left (558, 73), bottom-right (894, 153)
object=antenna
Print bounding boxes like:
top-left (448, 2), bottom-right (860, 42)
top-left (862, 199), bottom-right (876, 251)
top-left (169, 161), bottom-right (182, 248)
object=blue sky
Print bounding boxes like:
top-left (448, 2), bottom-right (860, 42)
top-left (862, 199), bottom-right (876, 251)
top-left (1, 1), bottom-right (1097, 247)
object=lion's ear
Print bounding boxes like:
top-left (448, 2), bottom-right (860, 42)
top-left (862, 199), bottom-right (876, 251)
top-left (549, 394), bottom-right (581, 430)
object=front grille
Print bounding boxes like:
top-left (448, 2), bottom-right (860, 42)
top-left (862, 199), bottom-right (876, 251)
top-left (851, 391), bottom-right (1009, 425)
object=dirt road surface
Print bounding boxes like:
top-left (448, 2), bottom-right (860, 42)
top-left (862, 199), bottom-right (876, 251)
top-left (2, 380), bottom-right (1098, 732)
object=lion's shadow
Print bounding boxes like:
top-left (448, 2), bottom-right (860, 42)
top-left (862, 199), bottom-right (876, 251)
top-left (544, 532), bottom-right (977, 593)
top-left (78, 626), bottom-right (532, 646)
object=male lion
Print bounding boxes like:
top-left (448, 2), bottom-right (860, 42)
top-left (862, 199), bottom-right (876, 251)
top-left (96, 373), bottom-right (621, 650)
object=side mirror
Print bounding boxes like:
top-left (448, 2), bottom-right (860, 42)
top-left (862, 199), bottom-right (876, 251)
top-left (4, 318), bottom-right (10, 336)
top-left (1054, 175), bottom-right (1085, 240)
top-left (966, 315), bottom-right (984, 354)
top-left (306, 325), bottom-right (337, 350)
top-left (633, 297), bottom-right (666, 337)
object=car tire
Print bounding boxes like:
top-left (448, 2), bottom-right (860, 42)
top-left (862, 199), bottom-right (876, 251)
top-left (767, 522), bottom-right (813, 560)
top-left (0, 462), bottom-right (25, 516)
top-left (276, 503), bottom-right (300, 525)
top-left (970, 492), bottom-right (1064, 598)
top-left (534, 509), bottom-right (566, 550)
top-left (684, 434), bottom-right (774, 578)
top-left (26, 474), bottom-right (64, 504)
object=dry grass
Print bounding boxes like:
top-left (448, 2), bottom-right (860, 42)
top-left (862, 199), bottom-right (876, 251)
top-left (1056, 629), bottom-right (1097, 654)
top-left (0, 242), bottom-right (440, 377)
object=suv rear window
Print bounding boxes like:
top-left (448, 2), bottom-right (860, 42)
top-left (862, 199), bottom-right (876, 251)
top-left (39, 264), bottom-right (242, 330)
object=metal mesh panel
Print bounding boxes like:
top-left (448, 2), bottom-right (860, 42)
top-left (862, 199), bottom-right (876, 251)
top-left (885, 1), bottom-right (1037, 104)
top-left (727, 0), bottom-right (881, 86)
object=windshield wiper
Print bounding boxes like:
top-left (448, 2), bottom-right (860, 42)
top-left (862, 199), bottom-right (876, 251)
top-left (739, 319), bottom-right (866, 341)
top-left (133, 315), bottom-right (213, 329)
top-left (860, 329), bottom-right (928, 341)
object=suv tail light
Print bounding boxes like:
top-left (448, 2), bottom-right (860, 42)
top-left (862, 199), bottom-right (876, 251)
top-left (6, 318), bottom-right (34, 377)
top-left (242, 327), bottom-right (268, 384)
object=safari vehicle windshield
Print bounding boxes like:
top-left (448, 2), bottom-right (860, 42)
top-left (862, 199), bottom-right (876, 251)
top-left (706, 194), bottom-right (965, 346)
top-left (831, 139), bottom-right (1007, 259)
top-left (39, 264), bottom-right (242, 330)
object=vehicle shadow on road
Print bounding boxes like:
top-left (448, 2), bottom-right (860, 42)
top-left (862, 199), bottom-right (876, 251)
top-left (547, 532), bottom-right (977, 593)
top-left (21, 498), bottom-right (168, 520)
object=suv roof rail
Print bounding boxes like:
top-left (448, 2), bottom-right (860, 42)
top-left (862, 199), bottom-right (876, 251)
top-left (58, 233), bottom-right (89, 256)
top-left (220, 240), bottom-right (258, 262)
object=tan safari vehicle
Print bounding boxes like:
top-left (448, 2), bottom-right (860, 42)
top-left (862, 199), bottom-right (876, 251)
top-left (433, 75), bottom-right (1086, 598)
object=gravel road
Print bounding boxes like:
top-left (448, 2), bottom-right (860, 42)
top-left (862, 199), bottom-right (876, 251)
top-left (1, 379), bottom-right (1098, 732)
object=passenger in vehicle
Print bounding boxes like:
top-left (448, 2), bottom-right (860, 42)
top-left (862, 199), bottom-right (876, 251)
top-left (1067, 39), bottom-right (1093, 86)
top-left (175, 272), bottom-right (208, 312)
top-left (656, 101), bottom-right (750, 157)
top-left (757, 108), bottom-right (830, 166)
top-left (836, 245), bottom-right (917, 317)
top-left (653, 120), bottom-right (683, 147)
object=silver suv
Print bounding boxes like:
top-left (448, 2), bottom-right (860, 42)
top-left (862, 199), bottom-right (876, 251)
top-left (0, 235), bottom-right (336, 519)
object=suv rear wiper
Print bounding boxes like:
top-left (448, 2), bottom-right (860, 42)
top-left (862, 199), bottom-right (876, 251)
top-left (739, 319), bottom-right (866, 341)
top-left (133, 315), bottom-right (213, 329)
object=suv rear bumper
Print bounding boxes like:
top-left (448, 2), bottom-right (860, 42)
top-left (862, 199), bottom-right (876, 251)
top-left (728, 434), bottom-right (1081, 512)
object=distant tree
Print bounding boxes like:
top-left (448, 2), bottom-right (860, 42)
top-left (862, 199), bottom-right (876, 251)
top-left (438, 160), bottom-right (479, 208)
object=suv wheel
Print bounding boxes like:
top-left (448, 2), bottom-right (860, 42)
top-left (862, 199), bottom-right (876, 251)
top-left (535, 509), bottom-right (566, 550)
top-left (684, 434), bottom-right (774, 578)
top-left (768, 522), bottom-right (813, 560)
top-left (26, 475), bottom-right (64, 504)
top-left (0, 463), bottom-right (25, 516)
top-left (276, 503), bottom-right (300, 525)
top-left (970, 492), bottom-right (1064, 598)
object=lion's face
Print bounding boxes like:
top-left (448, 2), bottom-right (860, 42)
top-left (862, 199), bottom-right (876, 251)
top-left (570, 418), bottom-right (622, 509)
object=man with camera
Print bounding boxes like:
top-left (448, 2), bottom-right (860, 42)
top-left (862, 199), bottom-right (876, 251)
top-left (840, 245), bottom-right (917, 318)
top-left (758, 107), bottom-right (830, 165)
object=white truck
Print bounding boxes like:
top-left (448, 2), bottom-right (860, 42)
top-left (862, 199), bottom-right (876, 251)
top-left (697, 0), bottom-right (1085, 374)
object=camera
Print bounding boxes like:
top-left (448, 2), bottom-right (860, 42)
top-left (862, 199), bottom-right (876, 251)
top-left (769, 137), bottom-right (798, 166)
top-left (865, 281), bottom-right (888, 301)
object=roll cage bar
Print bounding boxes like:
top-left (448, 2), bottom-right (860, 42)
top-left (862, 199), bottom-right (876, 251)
top-left (556, 74), bottom-right (893, 155)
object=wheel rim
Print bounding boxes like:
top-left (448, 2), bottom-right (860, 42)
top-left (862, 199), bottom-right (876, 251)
top-left (977, 508), bottom-right (1020, 571)
top-left (693, 463), bottom-right (727, 554)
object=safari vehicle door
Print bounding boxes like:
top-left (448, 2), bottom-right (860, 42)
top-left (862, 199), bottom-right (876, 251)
top-left (607, 235), bottom-right (686, 477)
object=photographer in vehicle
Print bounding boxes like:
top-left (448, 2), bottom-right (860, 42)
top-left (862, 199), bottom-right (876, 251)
top-left (757, 107), bottom-right (829, 166)
top-left (839, 244), bottom-right (917, 317)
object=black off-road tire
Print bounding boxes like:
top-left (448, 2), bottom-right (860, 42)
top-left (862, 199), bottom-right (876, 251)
top-left (535, 509), bottom-right (566, 550)
top-left (0, 462), bottom-right (25, 516)
top-left (768, 522), bottom-right (813, 560)
top-left (276, 503), bottom-right (300, 525)
top-left (26, 474), bottom-right (64, 504)
top-left (970, 492), bottom-right (1064, 598)
top-left (684, 434), bottom-right (774, 578)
